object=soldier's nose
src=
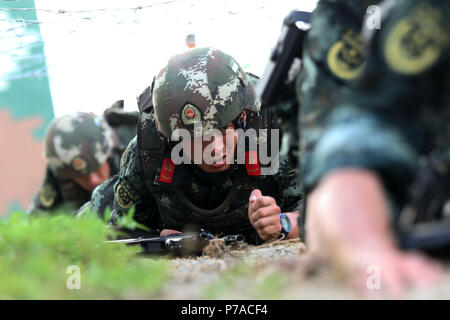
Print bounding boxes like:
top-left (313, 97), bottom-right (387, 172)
top-left (210, 134), bottom-right (226, 156)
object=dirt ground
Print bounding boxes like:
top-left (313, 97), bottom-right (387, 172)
top-left (155, 239), bottom-right (450, 300)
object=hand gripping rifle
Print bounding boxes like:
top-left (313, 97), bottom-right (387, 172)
top-left (108, 229), bottom-right (246, 256)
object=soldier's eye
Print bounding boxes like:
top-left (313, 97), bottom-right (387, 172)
top-left (225, 123), bottom-right (235, 130)
top-left (218, 122), bottom-right (235, 134)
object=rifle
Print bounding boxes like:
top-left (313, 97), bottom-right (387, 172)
top-left (254, 10), bottom-right (311, 176)
top-left (256, 9), bottom-right (311, 106)
top-left (108, 229), bottom-right (246, 257)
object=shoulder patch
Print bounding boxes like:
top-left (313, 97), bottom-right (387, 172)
top-left (39, 183), bottom-right (57, 208)
top-left (115, 179), bottom-right (140, 211)
top-left (383, 2), bottom-right (449, 76)
top-left (327, 29), bottom-right (366, 80)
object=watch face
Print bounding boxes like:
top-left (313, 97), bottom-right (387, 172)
top-left (280, 213), bottom-right (292, 232)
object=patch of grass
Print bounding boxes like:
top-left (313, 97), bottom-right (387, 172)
top-left (200, 263), bottom-right (288, 299)
top-left (0, 212), bottom-right (169, 299)
top-left (250, 272), bottom-right (288, 299)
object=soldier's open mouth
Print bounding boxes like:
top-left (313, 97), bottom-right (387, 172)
top-left (210, 155), bottom-right (227, 168)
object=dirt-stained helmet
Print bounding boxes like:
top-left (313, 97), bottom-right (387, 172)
top-left (152, 47), bottom-right (261, 138)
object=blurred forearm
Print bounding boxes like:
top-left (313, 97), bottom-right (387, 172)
top-left (306, 169), bottom-right (397, 257)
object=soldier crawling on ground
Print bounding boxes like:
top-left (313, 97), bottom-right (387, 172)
top-left (83, 47), bottom-right (303, 245)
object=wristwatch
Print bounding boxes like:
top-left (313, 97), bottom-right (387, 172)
top-left (279, 213), bottom-right (292, 239)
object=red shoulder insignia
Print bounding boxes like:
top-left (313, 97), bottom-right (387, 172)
top-left (245, 151), bottom-right (260, 176)
top-left (158, 158), bottom-right (176, 184)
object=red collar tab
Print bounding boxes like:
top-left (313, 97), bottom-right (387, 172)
top-left (245, 151), bottom-right (261, 176)
top-left (158, 158), bottom-right (176, 184)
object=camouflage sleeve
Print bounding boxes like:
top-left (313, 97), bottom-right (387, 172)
top-left (26, 167), bottom-right (62, 215)
top-left (112, 136), bottom-right (159, 227)
top-left (302, 0), bottom-right (449, 195)
top-left (298, 0), bottom-right (379, 193)
top-left (304, 108), bottom-right (418, 193)
top-left (273, 154), bottom-right (303, 214)
top-left (57, 179), bottom-right (92, 210)
top-left (302, 0), bottom-right (377, 68)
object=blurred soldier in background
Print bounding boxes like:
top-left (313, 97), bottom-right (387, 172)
top-left (28, 102), bottom-right (139, 214)
top-left (301, 0), bottom-right (448, 295)
top-left (87, 47), bottom-right (302, 244)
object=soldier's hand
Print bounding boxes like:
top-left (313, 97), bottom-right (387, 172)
top-left (344, 246), bottom-right (442, 298)
top-left (248, 189), bottom-right (281, 241)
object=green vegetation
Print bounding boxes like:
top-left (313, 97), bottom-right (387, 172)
top-left (201, 263), bottom-right (289, 299)
top-left (0, 210), bottom-right (295, 300)
top-left (0, 212), bottom-right (169, 299)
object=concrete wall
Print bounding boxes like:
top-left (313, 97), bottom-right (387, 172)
top-left (0, 0), bottom-right (54, 215)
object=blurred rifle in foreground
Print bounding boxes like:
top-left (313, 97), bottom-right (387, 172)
top-left (108, 229), bottom-right (245, 256)
top-left (398, 161), bottom-right (450, 255)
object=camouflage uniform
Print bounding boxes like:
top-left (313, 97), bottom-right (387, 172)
top-left (267, 1), bottom-right (379, 203)
top-left (89, 48), bottom-right (302, 244)
top-left (28, 105), bottom-right (139, 214)
top-left (301, 0), bottom-right (449, 233)
top-left (297, 0), bottom-right (380, 193)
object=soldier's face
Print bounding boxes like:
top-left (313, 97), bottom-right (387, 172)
top-left (191, 122), bottom-right (238, 173)
top-left (73, 161), bottom-right (111, 192)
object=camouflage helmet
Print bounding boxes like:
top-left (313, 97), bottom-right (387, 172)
top-left (44, 112), bottom-right (117, 179)
top-left (152, 47), bottom-right (261, 138)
